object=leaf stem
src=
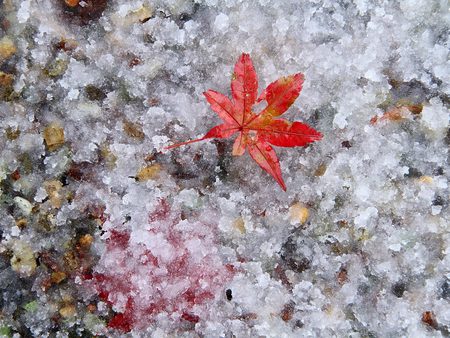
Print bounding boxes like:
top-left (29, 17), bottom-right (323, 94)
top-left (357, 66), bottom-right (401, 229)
top-left (164, 138), bottom-right (206, 150)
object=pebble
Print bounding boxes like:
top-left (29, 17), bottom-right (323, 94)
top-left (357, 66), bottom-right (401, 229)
top-left (51, 271), bottom-right (67, 284)
top-left (13, 196), bottom-right (33, 215)
top-left (123, 119), bottom-right (145, 140)
top-left (289, 203), bottom-right (309, 225)
top-left (232, 217), bottom-right (246, 234)
top-left (59, 304), bottom-right (76, 318)
top-left (136, 164), bottom-right (161, 181)
top-left (44, 180), bottom-right (64, 208)
top-left (10, 241), bottom-right (37, 277)
top-left (43, 123), bottom-right (65, 151)
top-left (0, 36), bottom-right (16, 62)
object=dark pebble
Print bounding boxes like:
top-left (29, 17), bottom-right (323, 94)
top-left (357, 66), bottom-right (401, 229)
top-left (433, 167), bottom-right (444, 176)
top-left (341, 140), bottom-right (352, 148)
top-left (391, 281), bottom-right (407, 298)
top-left (405, 167), bottom-right (422, 178)
top-left (432, 196), bottom-right (444, 206)
top-left (226, 289), bottom-right (232, 301)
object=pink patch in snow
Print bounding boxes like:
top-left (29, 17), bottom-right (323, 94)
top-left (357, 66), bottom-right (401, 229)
top-left (92, 203), bottom-right (234, 332)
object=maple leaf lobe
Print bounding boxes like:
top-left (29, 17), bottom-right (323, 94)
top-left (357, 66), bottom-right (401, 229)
top-left (232, 132), bottom-right (247, 156)
top-left (248, 140), bottom-right (286, 191)
top-left (258, 73), bottom-right (304, 118)
top-left (231, 53), bottom-right (258, 124)
top-left (203, 90), bottom-right (238, 126)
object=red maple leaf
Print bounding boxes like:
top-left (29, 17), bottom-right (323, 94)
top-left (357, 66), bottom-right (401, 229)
top-left (167, 53), bottom-right (322, 191)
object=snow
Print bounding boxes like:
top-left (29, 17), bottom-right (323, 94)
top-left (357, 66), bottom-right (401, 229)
top-left (0, 0), bottom-right (449, 337)
top-left (421, 98), bottom-right (449, 133)
top-left (214, 13), bottom-right (229, 31)
top-left (16, 0), bottom-right (31, 23)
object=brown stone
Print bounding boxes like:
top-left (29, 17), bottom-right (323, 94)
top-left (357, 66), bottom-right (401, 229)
top-left (289, 203), bottom-right (309, 225)
top-left (232, 217), bottom-right (246, 234)
top-left (280, 302), bottom-right (295, 321)
top-left (0, 36), bottom-right (16, 62)
top-left (136, 164), bottom-right (161, 181)
top-left (314, 163), bottom-right (327, 177)
top-left (44, 180), bottom-right (64, 208)
top-left (78, 234), bottom-right (93, 249)
top-left (422, 311), bottom-right (438, 329)
top-left (59, 304), bottom-right (76, 318)
top-left (62, 0), bottom-right (108, 25)
top-left (123, 119), bottom-right (145, 140)
top-left (0, 71), bottom-right (14, 86)
top-left (63, 251), bottom-right (79, 271)
top-left (64, 0), bottom-right (79, 7)
top-left (43, 123), bottom-right (65, 151)
top-left (51, 271), bottom-right (67, 284)
top-left (337, 266), bottom-right (348, 285)
top-left (11, 169), bottom-right (20, 181)
top-left (5, 126), bottom-right (20, 140)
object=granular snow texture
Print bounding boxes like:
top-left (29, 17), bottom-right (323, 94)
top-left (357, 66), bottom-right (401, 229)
top-left (0, 0), bottom-right (449, 337)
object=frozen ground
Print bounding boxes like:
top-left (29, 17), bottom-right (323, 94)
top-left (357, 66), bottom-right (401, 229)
top-left (0, 0), bottom-right (449, 337)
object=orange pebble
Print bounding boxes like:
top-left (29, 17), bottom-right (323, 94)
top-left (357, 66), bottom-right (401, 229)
top-left (65, 0), bottom-right (79, 7)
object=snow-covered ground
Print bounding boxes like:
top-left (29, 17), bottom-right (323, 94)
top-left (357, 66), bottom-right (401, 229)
top-left (0, 0), bottom-right (449, 336)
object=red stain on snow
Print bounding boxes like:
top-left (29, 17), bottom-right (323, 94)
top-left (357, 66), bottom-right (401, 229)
top-left (91, 203), bottom-right (234, 332)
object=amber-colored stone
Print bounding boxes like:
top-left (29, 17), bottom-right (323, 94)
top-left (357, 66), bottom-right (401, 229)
top-left (59, 304), bottom-right (76, 318)
top-left (337, 220), bottom-right (348, 228)
top-left (371, 103), bottom-right (423, 125)
top-left (15, 218), bottom-right (27, 229)
top-left (289, 203), bottom-right (309, 225)
top-left (132, 5), bottom-right (153, 23)
top-left (37, 213), bottom-right (56, 232)
top-left (43, 123), bottom-right (65, 151)
top-left (64, 0), bottom-right (79, 7)
top-left (78, 234), bottom-right (93, 249)
top-left (418, 176), bottom-right (433, 184)
top-left (51, 271), bottom-right (67, 284)
top-left (136, 164), bottom-right (161, 181)
top-left (0, 36), bottom-right (16, 61)
top-left (0, 71), bottom-right (14, 86)
top-left (232, 217), bottom-right (246, 234)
